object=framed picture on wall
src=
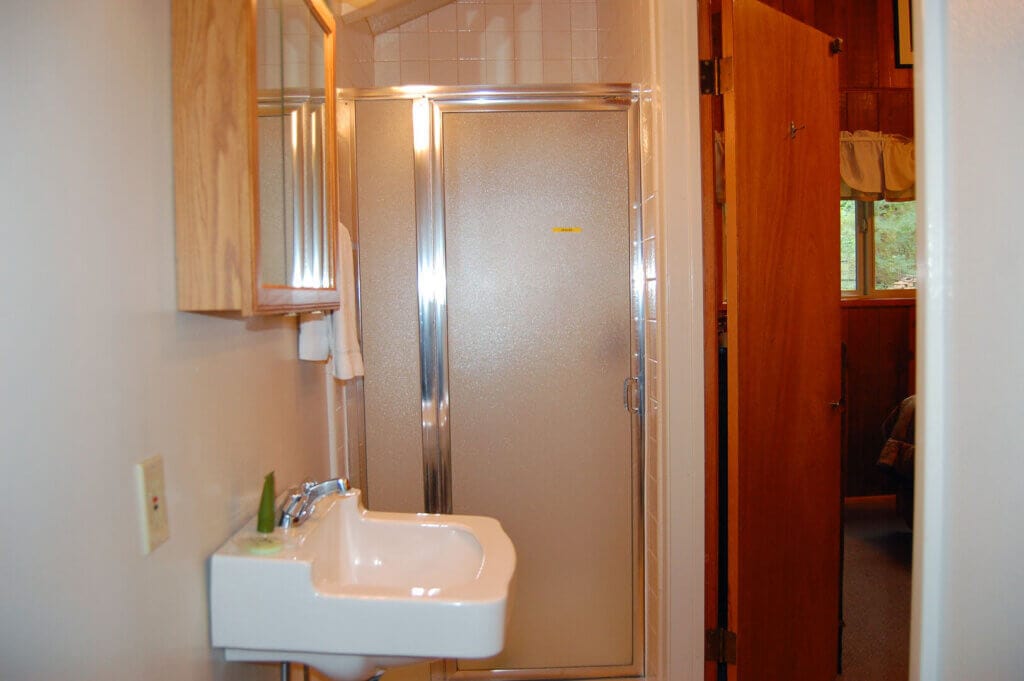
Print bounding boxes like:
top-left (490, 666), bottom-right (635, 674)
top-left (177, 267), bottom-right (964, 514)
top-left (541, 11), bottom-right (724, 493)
top-left (894, 0), bottom-right (913, 67)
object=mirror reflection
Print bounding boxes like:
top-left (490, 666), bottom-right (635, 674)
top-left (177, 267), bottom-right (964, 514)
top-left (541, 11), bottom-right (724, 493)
top-left (257, 0), bottom-right (333, 290)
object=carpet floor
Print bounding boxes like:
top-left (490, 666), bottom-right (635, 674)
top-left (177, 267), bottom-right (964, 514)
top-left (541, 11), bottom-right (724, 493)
top-left (839, 495), bottom-right (912, 681)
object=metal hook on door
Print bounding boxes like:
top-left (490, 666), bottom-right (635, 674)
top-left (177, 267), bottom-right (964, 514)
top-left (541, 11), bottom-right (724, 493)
top-left (789, 121), bottom-right (806, 139)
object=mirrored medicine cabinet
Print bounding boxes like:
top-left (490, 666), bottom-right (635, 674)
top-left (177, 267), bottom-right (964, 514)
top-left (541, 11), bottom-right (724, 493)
top-left (172, 0), bottom-right (339, 315)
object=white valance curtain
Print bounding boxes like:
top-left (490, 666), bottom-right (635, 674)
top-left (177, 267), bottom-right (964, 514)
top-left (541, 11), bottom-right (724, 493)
top-left (839, 130), bottom-right (915, 201)
top-left (713, 130), bottom-right (916, 203)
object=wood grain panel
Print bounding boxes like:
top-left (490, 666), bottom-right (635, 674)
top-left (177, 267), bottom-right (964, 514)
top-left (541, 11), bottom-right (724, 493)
top-left (783, 0), bottom-right (817, 24)
top-left (724, 1), bottom-right (841, 677)
top-left (845, 90), bottom-right (879, 131)
top-left (878, 89), bottom-right (915, 136)
top-left (172, 0), bottom-right (253, 311)
top-left (841, 301), bottom-right (915, 497)
top-left (840, 0), bottom-right (879, 88)
top-left (876, 0), bottom-right (914, 88)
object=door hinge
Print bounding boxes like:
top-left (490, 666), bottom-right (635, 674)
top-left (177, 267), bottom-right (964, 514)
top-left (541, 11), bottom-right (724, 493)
top-left (699, 58), bottom-right (733, 95)
top-left (705, 628), bottom-right (737, 665)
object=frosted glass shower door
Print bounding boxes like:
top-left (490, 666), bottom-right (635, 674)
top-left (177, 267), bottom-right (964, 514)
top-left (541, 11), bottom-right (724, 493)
top-left (442, 109), bottom-right (641, 676)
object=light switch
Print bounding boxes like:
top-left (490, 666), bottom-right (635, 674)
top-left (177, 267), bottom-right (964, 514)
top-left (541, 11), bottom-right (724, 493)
top-left (135, 455), bottom-right (170, 554)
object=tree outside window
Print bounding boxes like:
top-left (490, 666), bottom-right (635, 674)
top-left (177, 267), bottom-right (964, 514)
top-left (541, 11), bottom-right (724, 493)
top-left (840, 199), bottom-right (916, 296)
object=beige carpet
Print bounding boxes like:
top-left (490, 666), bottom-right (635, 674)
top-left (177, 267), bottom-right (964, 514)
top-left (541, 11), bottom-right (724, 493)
top-left (839, 496), bottom-right (912, 681)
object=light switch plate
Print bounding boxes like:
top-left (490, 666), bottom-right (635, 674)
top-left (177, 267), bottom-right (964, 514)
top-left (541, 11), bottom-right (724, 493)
top-left (135, 455), bottom-right (170, 554)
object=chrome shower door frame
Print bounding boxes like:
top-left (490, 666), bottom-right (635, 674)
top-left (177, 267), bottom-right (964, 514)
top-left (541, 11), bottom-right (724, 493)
top-left (343, 84), bottom-right (647, 681)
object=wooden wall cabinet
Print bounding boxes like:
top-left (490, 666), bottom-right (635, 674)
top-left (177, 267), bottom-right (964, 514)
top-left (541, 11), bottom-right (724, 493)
top-left (172, 0), bottom-right (339, 315)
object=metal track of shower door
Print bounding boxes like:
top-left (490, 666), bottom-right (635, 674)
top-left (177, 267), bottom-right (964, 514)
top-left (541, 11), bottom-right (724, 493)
top-left (346, 84), bottom-right (648, 681)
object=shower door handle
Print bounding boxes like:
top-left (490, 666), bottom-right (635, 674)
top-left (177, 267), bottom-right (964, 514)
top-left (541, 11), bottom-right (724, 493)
top-left (623, 377), bottom-right (640, 414)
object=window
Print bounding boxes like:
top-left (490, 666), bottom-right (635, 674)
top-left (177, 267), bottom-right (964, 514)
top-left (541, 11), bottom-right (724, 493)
top-left (840, 199), bottom-right (916, 296)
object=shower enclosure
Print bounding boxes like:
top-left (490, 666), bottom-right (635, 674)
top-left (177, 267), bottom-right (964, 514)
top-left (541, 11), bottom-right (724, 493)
top-left (339, 86), bottom-right (645, 681)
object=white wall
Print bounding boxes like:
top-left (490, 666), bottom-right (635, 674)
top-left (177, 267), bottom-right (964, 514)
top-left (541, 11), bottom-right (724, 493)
top-left (913, 1), bottom-right (1024, 679)
top-left (649, 0), bottom-right (706, 679)
top-left (0, 3), bottom-right (330, 680)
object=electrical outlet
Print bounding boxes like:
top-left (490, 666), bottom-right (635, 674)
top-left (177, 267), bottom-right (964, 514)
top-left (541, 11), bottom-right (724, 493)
top-left (135, 455), bottom-right (170, 554)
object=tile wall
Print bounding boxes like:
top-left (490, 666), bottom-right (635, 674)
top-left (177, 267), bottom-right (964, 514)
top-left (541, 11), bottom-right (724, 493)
top-left (258, 0), bottom-right (327, 91)
top-left (367, 0), bottom-right (646, 86)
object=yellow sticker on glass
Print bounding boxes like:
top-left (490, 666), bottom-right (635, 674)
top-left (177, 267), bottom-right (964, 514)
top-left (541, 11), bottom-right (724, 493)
top-left (552, 227), bottom-right (583, 233)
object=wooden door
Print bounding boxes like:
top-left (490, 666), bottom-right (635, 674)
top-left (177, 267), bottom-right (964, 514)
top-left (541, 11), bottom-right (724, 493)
top-left (721, 0), bottom-right (842, 678)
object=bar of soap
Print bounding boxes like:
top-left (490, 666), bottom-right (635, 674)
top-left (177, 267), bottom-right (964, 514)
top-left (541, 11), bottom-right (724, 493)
top-left (240, 534), bottom-right (283, 555)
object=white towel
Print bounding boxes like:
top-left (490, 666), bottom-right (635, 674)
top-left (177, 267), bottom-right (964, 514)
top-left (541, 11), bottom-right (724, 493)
top-left (298, 313), bottom-right (330, 361)
top-left (331, 223), bottom-right (364, 380)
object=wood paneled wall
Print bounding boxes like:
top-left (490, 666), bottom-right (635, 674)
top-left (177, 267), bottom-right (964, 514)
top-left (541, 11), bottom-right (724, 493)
top-left (841, 301), bottom-right (916, 497)
top-left (759, 0), bottom-right (915, 136)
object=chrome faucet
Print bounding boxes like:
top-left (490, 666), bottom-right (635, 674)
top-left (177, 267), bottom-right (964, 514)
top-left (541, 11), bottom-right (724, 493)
top-left (278, 477), bottom-right (351, 528)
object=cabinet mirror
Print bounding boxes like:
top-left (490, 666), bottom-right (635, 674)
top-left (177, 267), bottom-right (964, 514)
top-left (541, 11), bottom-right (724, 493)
top-left (172, 0), bottom-right (338, 315)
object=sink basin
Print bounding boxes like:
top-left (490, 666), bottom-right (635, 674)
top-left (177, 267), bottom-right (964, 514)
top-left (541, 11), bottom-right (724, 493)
top-left (210, 489), bottom-right (516, 680)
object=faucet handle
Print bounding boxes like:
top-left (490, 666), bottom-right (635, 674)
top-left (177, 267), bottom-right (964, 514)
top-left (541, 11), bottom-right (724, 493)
top-left (278, 488), bottom-right (307, 528)
top-left (301, 478), bottom-right (319, 494)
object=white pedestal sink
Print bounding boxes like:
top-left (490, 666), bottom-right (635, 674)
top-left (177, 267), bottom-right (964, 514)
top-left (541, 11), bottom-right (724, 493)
top-left (209, 489), bottom-right (515, 680)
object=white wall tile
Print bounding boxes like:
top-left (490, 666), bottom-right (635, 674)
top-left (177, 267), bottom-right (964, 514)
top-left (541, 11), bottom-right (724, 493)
top-left (457, 2), bottom-right (485, 31)
top-left (542, 30), bottom-right (572, 60)
top-left (400, 31), bottom-right (430, 60)
top-left (484, 30), bottom-right (513, 59)
top-left (374, 31), bottom-right (400, 61)
top-left (541, 2), bottom-right (571, 31)
top-left (571, 57), bottom-right (598, 82)
top-left (429, 31), bottom-right (458, 60)
top-left (375, 60), bottom-right (401, 86)
top-left (400, 13), bottom-right (429, 32)
top-left (458, 59), bottom-right (486, 84)
top-left (458, 31), bottom-right (486, 59)
top-left (486, 59), bottom-right (516, 84)
top-left (516, 58), bottom-right (543, 82)
top-left (515, 31), bottom-right (542, 60)
top-left (428, 2), bottom-right (458, 31)
top-left (571, 1), bottom-right (598, 30)
top-left (542, 58), bottom-right (571, 83)
top-left (514, 1), bottom-right (543, 31)
top-left (484, 3), bottom-right (514, 31)
top-left (571, 29), bottom-right (598, 59)
top-left (429, 59), bottom-right (459, 84)
top-left (401, 59), bottom-right (429, 84)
